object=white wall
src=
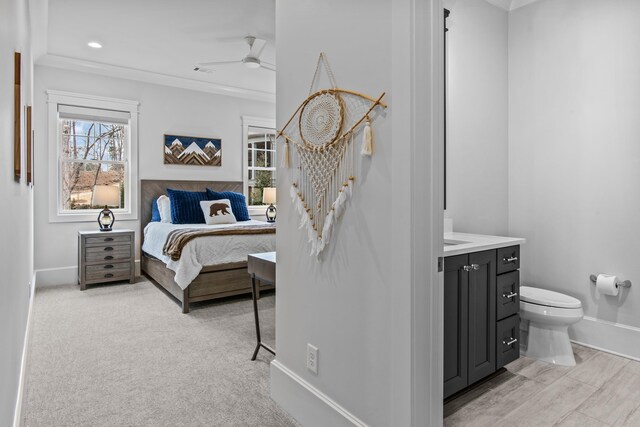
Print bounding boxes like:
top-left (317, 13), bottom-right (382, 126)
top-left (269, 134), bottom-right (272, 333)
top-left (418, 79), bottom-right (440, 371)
top-left (33, 66), bottom-right (274, 275)
top-left (509, 0), bottom-right (640, 330)
top-left (273, 0), bottom-right (444, 425)
top-left (445, 0), bottom-right (509, 235)
top-left (0, 0), bottom-right (34, 423)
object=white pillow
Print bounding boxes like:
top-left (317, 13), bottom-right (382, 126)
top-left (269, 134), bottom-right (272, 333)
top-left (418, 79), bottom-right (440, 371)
top-left (200, 199), bottom-right (237, 225)
top-left (157, 195), bottom-right (172, 223)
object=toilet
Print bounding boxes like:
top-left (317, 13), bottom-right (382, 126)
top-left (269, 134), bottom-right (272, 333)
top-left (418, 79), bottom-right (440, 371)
top-left (519, 286), bottom-right (584, 366)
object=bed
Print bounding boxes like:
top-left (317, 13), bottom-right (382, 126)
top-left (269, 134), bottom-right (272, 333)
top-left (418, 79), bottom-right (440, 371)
top-left (140, 179), bottom-right (275, 313)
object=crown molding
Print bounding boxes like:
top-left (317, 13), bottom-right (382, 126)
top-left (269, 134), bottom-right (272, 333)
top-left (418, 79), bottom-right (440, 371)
top-left (483, 0), bottom-right (543, 11)
top-left (484, 0), bottom-right (512, 11)
top-left (36, 54), bottom-right (276, 104)
top-left (509, 0), bottom-right (543, 11)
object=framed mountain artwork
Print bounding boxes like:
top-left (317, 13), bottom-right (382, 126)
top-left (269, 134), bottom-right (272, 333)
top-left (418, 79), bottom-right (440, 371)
top-left (163, 134), bottom-right (222, 166)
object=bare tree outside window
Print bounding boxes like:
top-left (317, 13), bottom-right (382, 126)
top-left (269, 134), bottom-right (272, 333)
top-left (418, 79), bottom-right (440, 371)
top-left (60, 119), bottom-right (127, 210)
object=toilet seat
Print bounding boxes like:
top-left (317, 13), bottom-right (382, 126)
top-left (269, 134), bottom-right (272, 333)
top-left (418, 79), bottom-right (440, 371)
top-left (520, 286), bottom-right (582, 309)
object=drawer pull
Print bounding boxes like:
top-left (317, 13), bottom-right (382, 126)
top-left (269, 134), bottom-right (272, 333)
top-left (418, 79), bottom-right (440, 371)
top-left (471, 263), bottom-right (480, 271)
top-left (104, 237), bottom-right (114, 242)
top-left (104, 255), bottom-right (114, 260)
top-left (503, 337), bottom-right (518, 346)
top-left (104, 273), bottom-right (114, 278)
top-left (463, 265), bottom-right (472, 272)
top-left (104, 265), bottom-right (114, 269)
top-left (503, 256), bottom-right (518, 263)
top-left (502, 292), bottom-right (518, 299)
top-left (104, 247), bottom-right (114, 251)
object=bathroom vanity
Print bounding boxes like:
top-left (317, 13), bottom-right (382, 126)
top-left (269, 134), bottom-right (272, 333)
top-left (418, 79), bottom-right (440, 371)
top-left (443, 233), bottom-right (525, 399)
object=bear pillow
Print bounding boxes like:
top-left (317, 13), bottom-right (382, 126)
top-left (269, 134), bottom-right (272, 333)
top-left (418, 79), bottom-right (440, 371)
top-left (199, 199), bottom-right (237, 225)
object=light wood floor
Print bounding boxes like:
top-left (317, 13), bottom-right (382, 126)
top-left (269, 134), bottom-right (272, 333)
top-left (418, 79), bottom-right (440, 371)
top-left (444, 344), bottom-right (640, 426)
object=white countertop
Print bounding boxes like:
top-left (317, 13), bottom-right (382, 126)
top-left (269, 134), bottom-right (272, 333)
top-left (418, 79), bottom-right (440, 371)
top-left (444, 232), bottom-right (525, 256)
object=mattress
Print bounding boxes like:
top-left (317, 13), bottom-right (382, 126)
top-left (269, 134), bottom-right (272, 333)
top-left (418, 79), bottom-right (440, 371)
top-left (142, 220), bottom-right (275, 289)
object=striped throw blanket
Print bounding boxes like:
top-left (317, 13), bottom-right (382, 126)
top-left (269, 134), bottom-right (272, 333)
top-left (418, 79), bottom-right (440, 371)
top-left (162, 223), bottom-right (276, 261)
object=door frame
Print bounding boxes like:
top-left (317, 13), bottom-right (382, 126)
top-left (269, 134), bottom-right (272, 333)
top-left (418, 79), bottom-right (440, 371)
top-left (391, 0), bottom-right (445, 425)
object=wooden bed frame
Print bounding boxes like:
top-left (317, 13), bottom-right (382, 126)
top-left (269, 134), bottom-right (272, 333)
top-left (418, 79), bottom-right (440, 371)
top-left (140, 179), bottom-right (273, 313)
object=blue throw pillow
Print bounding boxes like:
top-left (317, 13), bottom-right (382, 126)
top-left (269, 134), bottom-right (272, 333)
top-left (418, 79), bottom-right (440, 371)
top-left (151, 197), bottom-right (161, 222)
top-left (206, 189), bottom-right (251, 221)
top-left (167, 189), bottom-right (209, 224)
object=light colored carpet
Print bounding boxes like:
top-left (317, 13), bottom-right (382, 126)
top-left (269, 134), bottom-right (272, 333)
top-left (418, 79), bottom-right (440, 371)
top-left (22, 279), bottom-right (298, 427)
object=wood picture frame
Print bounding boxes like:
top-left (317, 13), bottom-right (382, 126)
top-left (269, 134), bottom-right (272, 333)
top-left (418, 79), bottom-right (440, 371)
top-left (14, 52), bottom-right (21, 180)
top-left (163, 134), bottom-right (222, 166)
top-left (26, 105), bottom-right (32, 185)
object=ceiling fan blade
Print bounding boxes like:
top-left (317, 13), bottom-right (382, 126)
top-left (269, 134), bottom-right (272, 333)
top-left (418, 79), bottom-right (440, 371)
top-left (193, 66), bottom-right (214, 74)
top-left (248, 37), bottom-right (267, 58)
top-left (260, 62), bottom-right (276, 72)
top-left (197, 60), bottom-right (242, 66)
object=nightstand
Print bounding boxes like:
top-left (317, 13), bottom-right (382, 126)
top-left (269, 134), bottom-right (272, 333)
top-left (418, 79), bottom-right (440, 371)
top-left (78, 229), bottom-right (135, 290)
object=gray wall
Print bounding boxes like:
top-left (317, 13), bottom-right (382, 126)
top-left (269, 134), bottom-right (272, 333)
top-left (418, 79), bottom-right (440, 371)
top-left (0, 0), bottom-right (34, 423)
top-left (272, 0), bottom-right (439, 425)
top-left (508, 0), bottom-right (640, 328)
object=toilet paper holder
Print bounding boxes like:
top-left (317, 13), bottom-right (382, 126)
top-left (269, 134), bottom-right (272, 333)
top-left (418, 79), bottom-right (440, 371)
top-left (589, 274), bottom-right (632, 289)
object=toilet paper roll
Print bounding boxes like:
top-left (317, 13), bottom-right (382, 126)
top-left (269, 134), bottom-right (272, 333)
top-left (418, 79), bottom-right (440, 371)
top-left (596, 274), bottom-right (619, 296)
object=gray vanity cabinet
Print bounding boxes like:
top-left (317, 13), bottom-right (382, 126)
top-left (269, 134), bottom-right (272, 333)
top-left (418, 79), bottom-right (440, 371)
top-left (443, 250), bottom-right (496, 398)
top-left (443, 254), bottom-right (469, 398)
top-left (467, 250), bottom-right (497, 384)
top-left (444, 246), bottom-right (520, 399)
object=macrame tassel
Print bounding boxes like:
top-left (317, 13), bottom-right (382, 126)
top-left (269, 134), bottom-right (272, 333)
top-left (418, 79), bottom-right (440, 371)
top-left (283, 142), bottom-right (291, 168)
top-left (361, 118), bottom-right (373, 156)
top-left (320, 210), bottom-right (335, 252)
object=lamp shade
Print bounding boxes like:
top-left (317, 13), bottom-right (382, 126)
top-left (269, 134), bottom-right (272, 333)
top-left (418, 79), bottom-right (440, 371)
top-left (262, 187), bottom-right (276, 205)
top-left (92, 185), bottom-right (120, 207)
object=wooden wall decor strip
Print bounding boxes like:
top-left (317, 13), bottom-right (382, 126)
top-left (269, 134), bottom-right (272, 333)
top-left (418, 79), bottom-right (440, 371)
top-left (14, 52), bottom-right (21, 180)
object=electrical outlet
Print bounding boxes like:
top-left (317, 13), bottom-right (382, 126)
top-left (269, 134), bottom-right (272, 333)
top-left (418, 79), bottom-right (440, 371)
top-left (307, 343), bottom-right (319, 375)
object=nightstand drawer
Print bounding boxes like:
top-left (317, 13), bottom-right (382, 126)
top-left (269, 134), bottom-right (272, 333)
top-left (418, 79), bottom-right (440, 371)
top-left (85, 234), bottom-right (132, 246)
top-left (85, 245), bottom-right (131, 263)
top-left (85, 262), bottom-right (131, 281)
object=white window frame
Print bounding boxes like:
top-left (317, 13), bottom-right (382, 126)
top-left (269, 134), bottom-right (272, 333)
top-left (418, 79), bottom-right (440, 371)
top-left (47, 90), bottom-right (139, 223)
top-left (241, 116), bottom-right (276, 217)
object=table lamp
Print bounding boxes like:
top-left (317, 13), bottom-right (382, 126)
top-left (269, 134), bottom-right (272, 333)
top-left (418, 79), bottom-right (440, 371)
top-left (262, 187), bottom-right (277, 223)
top-left (92, 185), bottom-right (120, 231)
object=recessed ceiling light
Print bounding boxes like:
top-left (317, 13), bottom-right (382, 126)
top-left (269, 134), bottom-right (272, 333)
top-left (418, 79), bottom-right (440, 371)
top-left (88, 41), bottom-right (102, 49)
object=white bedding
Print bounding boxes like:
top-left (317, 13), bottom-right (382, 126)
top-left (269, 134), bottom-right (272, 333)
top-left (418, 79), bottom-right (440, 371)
top-left (142, 220), bottom-right (275, 289)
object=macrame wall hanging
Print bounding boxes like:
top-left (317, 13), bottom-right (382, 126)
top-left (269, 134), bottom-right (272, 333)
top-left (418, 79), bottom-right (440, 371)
top-left (277, 53), bottom-right (387, 256)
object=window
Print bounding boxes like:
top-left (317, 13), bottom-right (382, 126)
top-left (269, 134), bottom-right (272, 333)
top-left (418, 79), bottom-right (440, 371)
top-left (48, 91), bottom-right (139, 222)
top-left (247, 127), bottom-right (277, 206)
top-left (242, 116), bottom-right (276, 213)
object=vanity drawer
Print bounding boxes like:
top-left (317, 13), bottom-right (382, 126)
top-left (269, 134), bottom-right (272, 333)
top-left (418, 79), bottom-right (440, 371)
top-left (497, 245), bottom-right (520, 275)
top-left (497, 315), bottom-right (520, 369)
top-left (85, 245), bottom-right (131, 263)
top-left (85, 234), bottom-right (132, 246)
top-left (497, 271), bottom-right (520, 320)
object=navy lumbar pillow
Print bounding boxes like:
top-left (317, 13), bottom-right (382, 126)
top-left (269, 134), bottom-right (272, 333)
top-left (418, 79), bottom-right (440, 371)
top-left (206, 189), bottom-right (251, 221)
top-left (167, 188), bottom-right (209, 224)
top-left (151, 197), bottom-right (161, 222)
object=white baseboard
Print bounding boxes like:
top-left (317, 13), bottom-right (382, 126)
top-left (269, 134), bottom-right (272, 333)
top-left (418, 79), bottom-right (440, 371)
top-left (35, 261), bottom-right (142, 288)
top-left (13, 274), bottom-right (36, 427)
top-left (270, 360), bottom-right (367, 427)
top-left (569, 316), bottom-right (640, 361)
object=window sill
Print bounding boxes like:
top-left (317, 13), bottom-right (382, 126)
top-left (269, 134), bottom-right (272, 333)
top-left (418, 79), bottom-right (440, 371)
top-left (248, 206), bottom-right (268, 217)
top-left (50, 211), bottom-right (138, 224)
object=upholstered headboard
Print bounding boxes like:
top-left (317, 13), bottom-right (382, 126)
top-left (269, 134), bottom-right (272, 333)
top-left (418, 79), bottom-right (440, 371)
top-left (140, 179), bottom-right (243, 244)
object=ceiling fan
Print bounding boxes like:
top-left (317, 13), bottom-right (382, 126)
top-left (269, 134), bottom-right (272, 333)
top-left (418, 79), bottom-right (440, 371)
top-left (195, 36), bottom-right (275, 73)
